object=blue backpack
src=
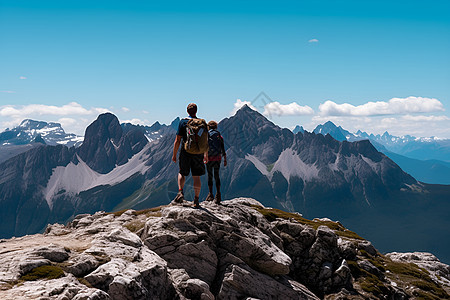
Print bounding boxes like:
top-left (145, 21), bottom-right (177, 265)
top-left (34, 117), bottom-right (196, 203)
top-left (208, 129), bottom-right (222, 156)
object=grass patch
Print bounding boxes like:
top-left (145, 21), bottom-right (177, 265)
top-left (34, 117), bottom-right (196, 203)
top-left (124, 220), bottom-right (146, 233)
top-left (414, 290), bottom-right (445, 300)
top-left (21, 265), bottom-right (64, 281)
top-left (77, 277), bottom-right (93, 288)
top-left (384, 260), bottom-right (449, 299)
top-left (360, 274), bottom-right (389, 296)
top-left (386, 261), bottom-right (431, 281)
top-left (347, 260), bottom-right (363, 278)
top-left (253, 207), bottom-right (364, 240)
top-left (266, 163), bottom-right (275, 172)
top-left (111, 206), bottom-right (163, 217)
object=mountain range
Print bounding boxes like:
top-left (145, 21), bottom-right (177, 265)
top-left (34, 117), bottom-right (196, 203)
top-left (0, 107), bottom-right (449, 264)
top-left (311, 121), bottom-right (450, 184)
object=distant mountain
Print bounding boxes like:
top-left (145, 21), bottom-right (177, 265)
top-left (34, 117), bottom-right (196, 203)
top-left (1, 108), bottom-right (450, 263)
top-left (0, 119), bottom-right (83, 148)
top-left (292, 125), bottom-right (304, 134)
top-left (0, 113), bottom-right (149, 238)
top-left (383, 151), bottom-right (450, 185)
top-left (353, 130), bottom-right (450, 162)
top-left (121, 117), bottom-right (179, 142)
top-left (313, 121), bottom-right (352, 142)
top-left (311, 121), bottom-right (450, 184)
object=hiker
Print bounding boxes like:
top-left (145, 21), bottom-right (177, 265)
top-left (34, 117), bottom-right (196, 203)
top-left (205, 120), bottom-right (227, 204)
top-left (172, 103), bottom-right (209, 208)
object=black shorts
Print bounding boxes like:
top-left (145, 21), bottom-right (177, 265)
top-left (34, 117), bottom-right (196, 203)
top-left (179, 150), bottom-right (205, 176)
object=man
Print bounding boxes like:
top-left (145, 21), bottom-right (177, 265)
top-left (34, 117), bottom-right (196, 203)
top-left (172, 103), bottom-right (208, 208)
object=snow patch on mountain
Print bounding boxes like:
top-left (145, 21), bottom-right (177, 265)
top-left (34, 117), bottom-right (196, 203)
top-left (245, 154), bottom-right (269, 176)
top-left (271, 148), bottom-right (319, 182)
top-left (361, 155), bottom-right (381, 175)
top-left (44, 145), bottom-right (151, 209)
top-left (246, 149), bottom-right (319, 182)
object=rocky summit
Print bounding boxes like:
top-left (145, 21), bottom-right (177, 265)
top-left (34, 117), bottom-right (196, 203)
top-left (0, 199), bottom-right (449, 300)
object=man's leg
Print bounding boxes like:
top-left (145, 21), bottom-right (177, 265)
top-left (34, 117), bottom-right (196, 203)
top-left (214, 166), bottom-right (221, 194)
top-left (193, 175), bottom-right (201, 207)
top-left (193, 176), bottom-right (201, 198)
top-left (178, 173), bottom-right (186, 191)
top-left (206, 163), bottom-right (214, 201)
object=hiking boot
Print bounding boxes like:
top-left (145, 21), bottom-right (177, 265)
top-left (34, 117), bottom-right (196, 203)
top-left (173, 190), bottom-right (184, 203)
top-left (215, 193), bottom-right (221, 205)
top-left (193, 197), bottom-right (200, 209)
top-left (205, 192), bottom-right (214, 201)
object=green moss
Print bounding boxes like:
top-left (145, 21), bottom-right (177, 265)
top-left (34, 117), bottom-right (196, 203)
top-left (411, 280), bottom-right (449, 299)
top-left (386, 261), bottom-right (431, 281)
top-left (368, 258), bottom-right (386, 272)
top-left (254, 207), bottom-right (364, 240)
top-left (21, 265), bottom-right (64, 281)
top-left (111, 206), bottom-right (163, 217)
top-left (414, 290), bottom-right (443, 300)
top-left (124, 220), bottom-right (146, 233)
top-left (77, 277), bottom-right (93, 288)
top-left (347, 260), bottom-right (363, 278)
top-left (359, 274), bottom-right (389, 296)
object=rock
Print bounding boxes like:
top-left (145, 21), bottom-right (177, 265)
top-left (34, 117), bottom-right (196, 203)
top-left (67, 254), bottom-right (100, 277)
top-left (1, 197), bottom-right (443, 300)
top-left (218, 264), bottom-right (319, 300)
top-left (358, 259), bottom-right (382, 278)
top-left (73, 289), bottom-right (111, 300)
top-left (32, 245), bottom-right (70, 262)
top-left (45, 223), bottom-right (72, 236)
top-left (0, 274), bottom-right (107, 299)
top-left (106, 228), bottom-right (143, 248)
top-left (85, 248), bottom-right (175, 299)
top-left (332, 260), bottom-right (351, 287)
top-left (358, 241), bottom-right (377, 256)
top-left (162, 240), bottom-right (218, 286)
top-left (337, 238), bottom-right (357, 260)
top-left (179, 279), bottom-right (214, 300)
top-left (316, 226), bottom-right (338, 246)
top-left (19, 258), bottom-right (51, 275)
top-left (387, 252), bottom-right (450, 287)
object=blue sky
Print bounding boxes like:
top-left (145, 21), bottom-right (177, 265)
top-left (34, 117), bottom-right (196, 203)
top-left (1, 0), bottom-right (450, 137)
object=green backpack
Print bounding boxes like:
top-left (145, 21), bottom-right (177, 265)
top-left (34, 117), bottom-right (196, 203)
top-left (184, 118), bottom-right (209, 154)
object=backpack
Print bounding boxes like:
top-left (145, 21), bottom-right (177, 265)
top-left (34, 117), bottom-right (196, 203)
top-left (208, 129), bottom-right (222, 157)
top-left (184, 118), bottom-right (209, 154)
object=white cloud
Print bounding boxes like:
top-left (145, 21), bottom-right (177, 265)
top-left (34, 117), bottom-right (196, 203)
top-left (19, 76), bottom-right (27, 80)
top-left (0, 102), bottom-right (109, 117)
top-left (308, 39), bottom-right (319, 43)
top-left (319, 96), bottom-right (444, 116)
top-left (121, 118), bottom-right (150, 126)
top-left (231, 99), bottom-right (258, 115)
top-left (0, 102), bottom-right (111, 135)
top-left (1, 91), bottom-right (16, 93)
top-left (402, 115), bottom-right (450, 122)
top-left (263, 101), bottom-right (314, 116)
top-left (121, 107), bottom-right (130, 112)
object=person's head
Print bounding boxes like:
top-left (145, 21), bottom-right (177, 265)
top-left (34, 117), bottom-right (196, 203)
top-left (208, 120), bottom-right (218, 130)
top-left (187, 103), bottom-right (197, 117)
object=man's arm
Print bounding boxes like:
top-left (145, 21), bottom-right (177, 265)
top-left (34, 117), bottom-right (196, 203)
top-left (172, 135), bottom-right (182, 162)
